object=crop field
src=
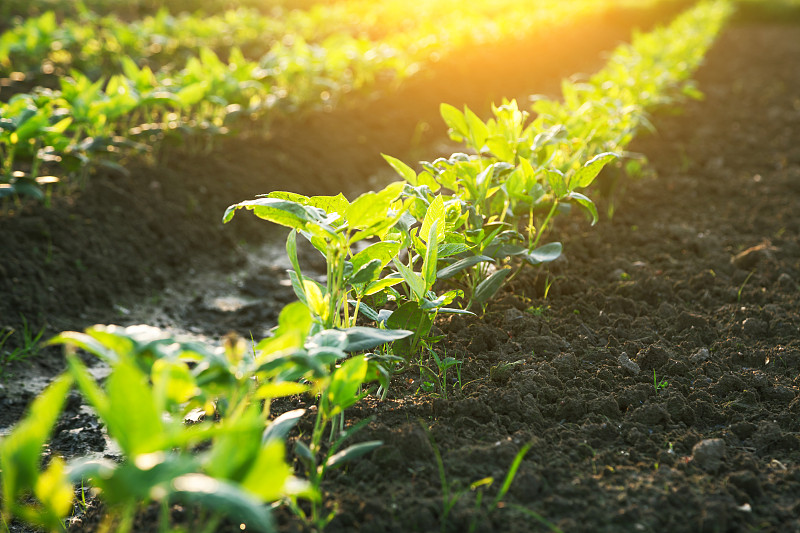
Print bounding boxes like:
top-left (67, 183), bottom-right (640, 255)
top-left (1, 0), bottom-right (799, 532)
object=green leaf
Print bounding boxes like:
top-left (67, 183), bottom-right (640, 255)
top-left (223, 198), bottom-right (333, 236)
top-left (325, 441), bottom-right (383, 469)
top-left (203, 405), bottom-right (263, 482)
top-left (176, 81), bottom-right (209, 107)
top-left (325, 355), bottom-right (368, 417)
top-left (392, 259), bottom-right (425, 301)
top-left (348, 258), bottom-right (382, 285)
top-left (566, 192), bottom-right (598, 225)
top-left (545, 169), bottom-right (568, 198)
top-left (492, 442), bottom-right (532, 508)
top-left (254, 382), bottom-right (310, 401)
top-left (351, 300), bottom-right (379, 322)
top-left (0, 374), bottom-right (73, 513)
top-left (104, 358), bottom-right (167, 455)
top-left (363, 274), bottom-right (404, 296)
top-left (303, 280), bottom-right (329, 322)
top-left (306, 193), bottom-right (349, 215)
top-left (473, 268), bottom-right (511, 306)
top-left (382, 154), bottom-right (417, 185)
top-left (440, 103), bottom-right (468, 140)
top-left (66, 354), bottom-right (110, 417)
top-left (256, 301), bottom-right (313, 355)
top-left (239, 440), bottom-right (294, 501)
top-left (438, 242), bottom-right (471, 258)
top-left (307, 329), bottom-right (348, 351)
top-left (346, 182), bottom-right (404, 231)
top-left (570, 152), bottom-right (618, 189)
top-left (262, 409), bottom-right (305, 444)
top-left (168, 474), bottom-right (276, 533)
top-left (340, 327), bottom-right (413, 352)
top-left (67, 454), bottom-right (197, 506)
top-left (351, 241), bottom-right (401, 271)
top-left (486, 134), bottom-right (515, 162)
top-left (525, 242), bottom-right (562, 265)
top-left (286, 229), bottom-right (305, 292)
top-left (11, 179), bottom-right (44, 200)
top-left (152, 359), bottom-right (199, 408)
top-left (465, 107), bottom-right (489, 151)
top-left (422, 220), bottom-right (439, 290)
top-left (437, 307), bottom-right (476, 315)
top-left (47, 330), bottom-right (120, 364)
top-left (420, 195), bottom-right (445, 245)
top-left (30, 456), bottom-right (73, 528)
top-left (386, 301), bottom-right (432, 357)
top-left (12, 111), bottom-right (47, 144)
top-left (437, 255), bottom-right (494, 279)
top-left (294, 441), bottom-right (314, 465)
top-left (265, 191), bottom-right (309, 204)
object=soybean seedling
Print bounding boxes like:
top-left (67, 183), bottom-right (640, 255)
top-left (419, 348), bottom-right (461, 400)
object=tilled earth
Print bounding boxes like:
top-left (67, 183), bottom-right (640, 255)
top-left (1, 8), bottom-right (800, 533)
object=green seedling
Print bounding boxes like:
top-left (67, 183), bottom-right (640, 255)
top-left (526, 304), bottom-right (548, 317)
top-left (653, 370), bottom-right (669, 392)
top-left (0, 374), bottom-right (74, 531)
top-left (0, 317), bottom-right (46, 379)
top-left (4, 301), bottom-right (404, 533)
top-left (737, 270), bottom-right (755, 302)
top-left (224, 182), bottom-right (409, 332)
top-left (46, 323), bottom-right (317, 533)
top-left (419, 348), bottom-right (462, 400)
top-left (423, 422), bottom-right (532, 533)
top-left (292, 355), bottom-right (384, 531)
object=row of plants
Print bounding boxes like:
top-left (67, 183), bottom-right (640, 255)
top-left (1, 0), bottom-right (442, 80)
top-left (0, 1), bottom-right (733, 531)
top-left (3, 0), bottom-right (675, 82)
top-left (3, 0), bottom-right (667, 73)
top-left (0, 0), bottom-right (345, 23)
top-left (0, 0), bottom-right (666, 202)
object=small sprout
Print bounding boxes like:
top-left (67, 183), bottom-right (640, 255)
top-left (653, 370), bottom-right (668, 392)
top-left (525, 305), bottom-right (547, 317)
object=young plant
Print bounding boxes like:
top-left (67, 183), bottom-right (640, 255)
top-left (45, 322), bottom-right (315, 533)
top-left (653, 370), bottom-right (669, 392)
top-left (424, 422), bottom-right (532, 533)
top-left (419, 348), bottom-right (461, 400)
top-left (224, 181), bottom-right (408, 332)
top-left (0, 375), bottom-right (74, 531)
top-left (0, 316), bottom-right (45, 378)
top-left (291, 355), bottom-right (383, 530)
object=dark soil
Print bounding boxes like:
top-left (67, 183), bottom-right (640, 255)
top-left (2, 5), bottom-right (800, 533)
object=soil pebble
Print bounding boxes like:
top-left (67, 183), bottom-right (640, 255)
top-left (691, 438), bottom-right (726, 472)
top-left (618, 353), bottom-right (641, 375)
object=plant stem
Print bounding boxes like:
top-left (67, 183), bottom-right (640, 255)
top-left (530, 201), bottom-right (558, 251)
